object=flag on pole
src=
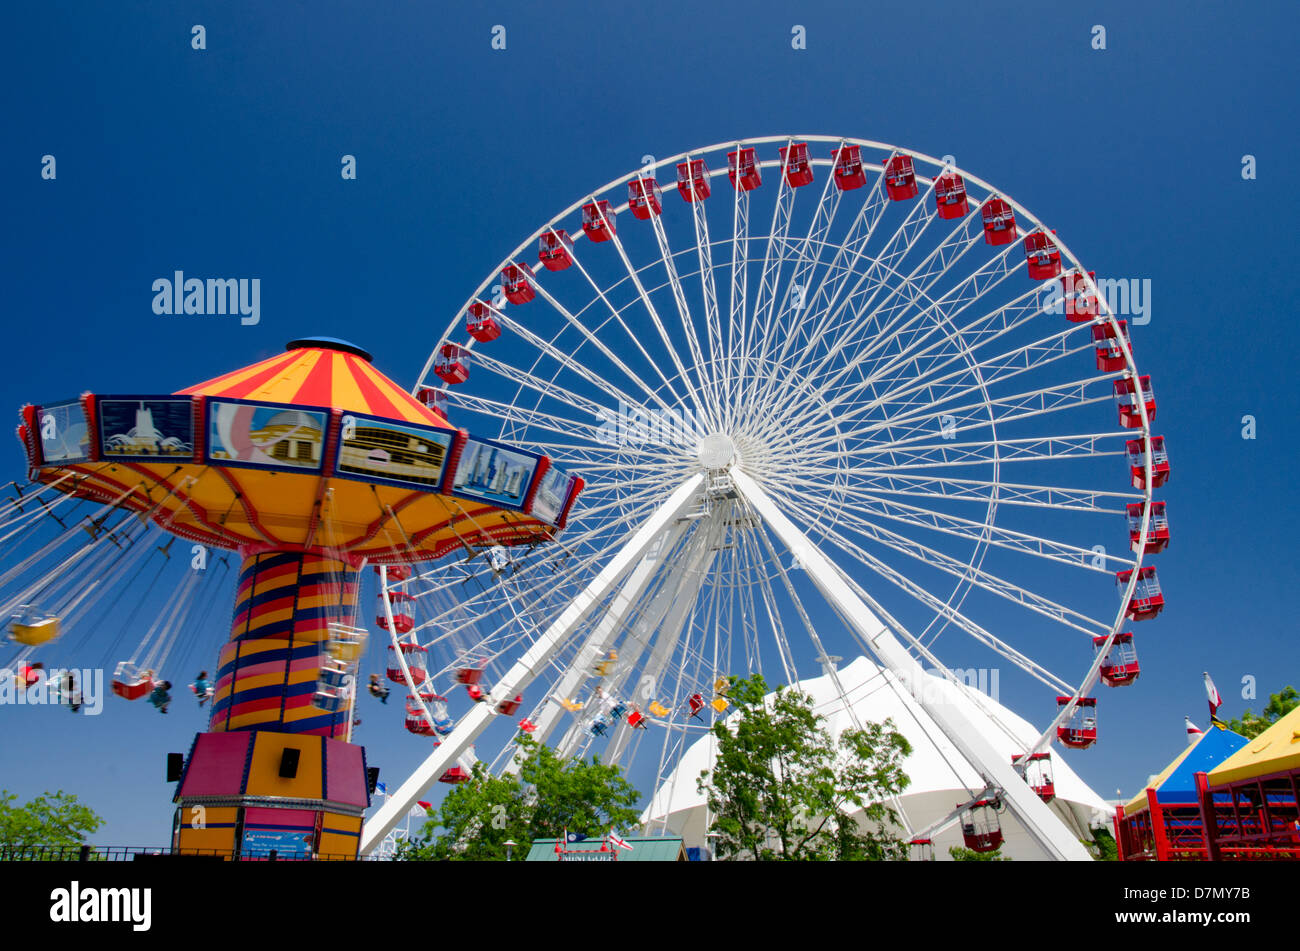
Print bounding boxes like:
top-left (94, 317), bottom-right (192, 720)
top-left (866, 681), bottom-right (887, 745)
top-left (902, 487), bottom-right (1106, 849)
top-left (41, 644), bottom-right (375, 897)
top-left (375, 782), bottom-right (387, 798)
top-left (565, 831), bottom-right (588, 844)
top-left (1204, 672), bottom-right (1222, 717)
top-left (410, 801), bottom-right (432, 818)
top-left (609, 830), bottom-right (633, 851)
top-left (1185, 716), bottom-right (1203, 742)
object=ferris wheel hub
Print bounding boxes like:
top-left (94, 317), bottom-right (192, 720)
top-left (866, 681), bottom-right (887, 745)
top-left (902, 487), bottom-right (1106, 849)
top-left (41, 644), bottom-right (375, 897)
top-left (696, 433), bottom-right (737, 470)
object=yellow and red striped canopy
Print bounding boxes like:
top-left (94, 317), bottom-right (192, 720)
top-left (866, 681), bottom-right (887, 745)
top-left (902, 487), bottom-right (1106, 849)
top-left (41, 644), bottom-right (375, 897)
top-left (177, 339), bottom-right (449, 428)
top-left (20, 339), bottom-right (561, 561)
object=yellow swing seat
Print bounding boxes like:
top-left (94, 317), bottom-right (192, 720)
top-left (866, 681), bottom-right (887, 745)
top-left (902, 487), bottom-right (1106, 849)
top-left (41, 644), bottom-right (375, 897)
top-left (11, 616), bottom-right (60, 646)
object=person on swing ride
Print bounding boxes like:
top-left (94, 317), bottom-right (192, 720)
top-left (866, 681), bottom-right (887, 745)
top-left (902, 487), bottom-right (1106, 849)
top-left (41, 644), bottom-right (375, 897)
top-left (148, 679), bottom-right (173, 714)
top-left (63, 670), bottom-right (82, 713)
top-left (191, 670), bottom-right (213, 707)
top-left (367, 673), bottom-right (390, 704)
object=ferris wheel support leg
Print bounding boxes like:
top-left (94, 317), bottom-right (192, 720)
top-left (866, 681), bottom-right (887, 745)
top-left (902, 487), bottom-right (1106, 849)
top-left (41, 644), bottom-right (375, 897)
top-left (519, 517), bottom-right (692, 757)
top-left (729, 468), bottom-right (1092, 862)
top-left (360, 473), bottom-right (707, 855)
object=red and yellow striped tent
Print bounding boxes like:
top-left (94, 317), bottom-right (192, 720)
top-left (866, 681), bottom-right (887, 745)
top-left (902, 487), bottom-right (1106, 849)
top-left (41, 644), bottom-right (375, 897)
top-left (20, 337), bottom-right (560, 563)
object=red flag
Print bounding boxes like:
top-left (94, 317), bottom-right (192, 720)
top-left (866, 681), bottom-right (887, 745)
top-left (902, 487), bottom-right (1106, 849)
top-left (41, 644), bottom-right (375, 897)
top-left (1185, 716), bottom-right (1203, 742)
top-left (1204, 672), bottom-right (1222, 717)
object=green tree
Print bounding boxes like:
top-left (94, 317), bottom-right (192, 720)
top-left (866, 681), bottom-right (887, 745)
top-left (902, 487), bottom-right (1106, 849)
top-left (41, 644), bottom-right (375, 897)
top-left (1088, 827), bottom-right (1118, 861)
top-left (396, 736), bottom-right (641, 860)
top-left (1226, 686), bottom-right (1298, 739)
top-left (948, 845), bottom-right (1009, 861)
top-left (0, 789), bottom-right (102, 857)
top-left (697, 674), bottom-right (912, 861)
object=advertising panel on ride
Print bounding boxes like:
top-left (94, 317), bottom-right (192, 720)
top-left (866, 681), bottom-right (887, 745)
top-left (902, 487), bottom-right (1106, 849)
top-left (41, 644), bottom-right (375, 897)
top-left (97, 396), bottom-right (195, 460)
top-left (334, 411), bottom-right (455, 490)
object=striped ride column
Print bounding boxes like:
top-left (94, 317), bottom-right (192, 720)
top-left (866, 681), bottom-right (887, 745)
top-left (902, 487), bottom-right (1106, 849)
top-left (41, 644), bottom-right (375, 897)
top-left (209, 550), bottom-right (358, 737)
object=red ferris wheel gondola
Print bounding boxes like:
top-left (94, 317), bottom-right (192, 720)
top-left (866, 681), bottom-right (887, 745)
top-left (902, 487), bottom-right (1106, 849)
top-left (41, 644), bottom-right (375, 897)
top-left (934, 172), bottom-right (968, 218)
top-left (1057, 697), bottom-right (1098, 749)
top-left (676, 159), bottom-right (711, 202)
top-left (884, 154), bottom-right (918, 201)
top-left (961, 799), bottom-right (1004, 852)
top-left (779, 142), bottom-right (814, 188)
top-left (538, 229), bottom-right (575, 271)
top-left (1117, 566), bottom-right (1164, 621)
top-left (727, 147), bottom-right (762, 191)
top-left (1094, 633), bottom-right (1140, 687)
top-left (1126, 501), bottom-right (1170, 554)
top-left (1023, 231), bottom-right (1061, 280)
top-left (628, 177), bottom-right (663, 219)
top-left (466, 300), bottom-right (503, 342)
top-left (831, 144), bottom-right (867, 191)
top-left (981, 197), bottom-right (1017, 245)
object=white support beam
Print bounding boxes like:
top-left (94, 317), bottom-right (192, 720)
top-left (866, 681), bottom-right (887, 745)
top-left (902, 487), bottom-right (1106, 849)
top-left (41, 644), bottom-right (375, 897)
top-left (730, 468), bottom-right (1091, 861)
top-left (360, 474), bottom-right (705, 854)
top-left (522, 517), bottom-right (691, 754)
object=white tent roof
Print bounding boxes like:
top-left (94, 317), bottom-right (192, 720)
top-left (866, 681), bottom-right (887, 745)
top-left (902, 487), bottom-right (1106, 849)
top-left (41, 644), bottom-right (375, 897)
top-left (641, 655), bottom-right (1112, 860)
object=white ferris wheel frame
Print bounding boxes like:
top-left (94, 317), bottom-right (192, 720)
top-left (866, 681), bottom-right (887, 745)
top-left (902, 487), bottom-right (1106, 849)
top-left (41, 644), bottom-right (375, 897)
top-left (361, 136), bottom-right (1158, 859)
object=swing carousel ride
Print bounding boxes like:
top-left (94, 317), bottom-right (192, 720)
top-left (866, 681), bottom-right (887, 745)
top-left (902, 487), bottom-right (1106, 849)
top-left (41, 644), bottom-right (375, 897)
top-left (5, 336), bottom-right (580, 857)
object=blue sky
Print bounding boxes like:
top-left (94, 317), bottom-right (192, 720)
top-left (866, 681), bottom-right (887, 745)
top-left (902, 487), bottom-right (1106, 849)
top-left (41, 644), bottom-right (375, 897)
top-left (2, 1), bottom-right (1298, 845)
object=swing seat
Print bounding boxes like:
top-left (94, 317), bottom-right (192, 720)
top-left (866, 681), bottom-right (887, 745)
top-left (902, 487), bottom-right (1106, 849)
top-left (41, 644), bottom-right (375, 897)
top-left (111, 662), bottom-right (153, 700)
top-left (325, 624), bottom-right (367, 663)
top-left (10, 616), bottom-right (59, 646)
top-left (314, 688), bottom-right (347, 713)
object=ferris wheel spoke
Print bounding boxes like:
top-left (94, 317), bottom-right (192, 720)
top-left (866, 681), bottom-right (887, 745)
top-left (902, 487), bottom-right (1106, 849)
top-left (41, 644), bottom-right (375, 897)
top-left (549, 246), bottom-right (698, 414)
top-left (737, 148), bottom-right (800, 408)
top-left (841, 324), bottom-right (1094, 434)
top-left (776, 488), bottom-right (1112, 637)
top-left (800, 431), bottom-right (1130, 476)
top-left (515, 270), bottom-right (697, 421)
top-left (743, 180), bottom-right (950, 425)
top-left (587, 201), bottom-right (711, 425)
top-left (442, 390), bottom-right (613, 447)
top-left (681, 162), bottom-right (726, 412)
top-left (751, 151), bottom-right (846, 376)
top-left (845, 228), bottom-right (1021, 379)
top-left (790, 197), bottom-right (986, 394)
top-left (784, 224), bottom-right (1015, 418)
top-left (469, 348), bottom-right (630, 423)
top-left (804, 484), bottom-right (1136, 574)
top-left (724, 163), bottom-right (752, 430)
top-left (782, 157), bottom-right (891, 355)
top-left (826, 284), bottom-right (1058, 417)
top-left (849, 278), bottom-right (1048, 399)
top-left (635, 172), bottom-right (722, 428)
top-left (822, 471), bottom-right (1141, 514)
top-left (812, 375), bottom-right (1120, 450)
top-left (772, 491), bottom-right (1083, 693)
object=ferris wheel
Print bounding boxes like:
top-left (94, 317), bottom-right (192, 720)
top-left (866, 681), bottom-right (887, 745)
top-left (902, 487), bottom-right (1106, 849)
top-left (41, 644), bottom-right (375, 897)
top-left (360, 136), bottom-right (1168, 860)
